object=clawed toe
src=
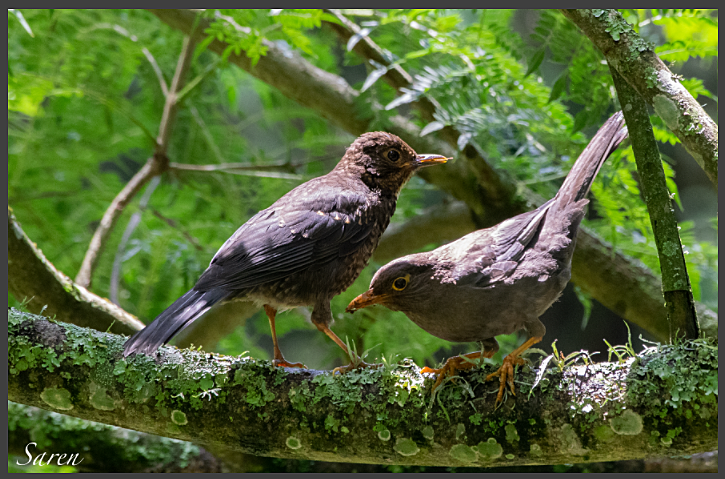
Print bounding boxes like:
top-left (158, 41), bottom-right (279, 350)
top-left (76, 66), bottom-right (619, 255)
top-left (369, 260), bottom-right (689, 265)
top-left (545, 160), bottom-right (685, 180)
top-left (486, 356), bottom-right (526, 404)
top-left (272, 359), bottom-right (307, 369)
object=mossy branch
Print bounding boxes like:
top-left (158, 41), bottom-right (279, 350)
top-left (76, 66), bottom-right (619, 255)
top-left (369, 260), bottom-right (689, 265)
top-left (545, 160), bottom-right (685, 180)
top-left (610, 67), bottom-right (700, 341)
top-left (9, 309), bottom-right (717, 467)
top-left (560, 9), bottom-right (718, 189)
top-left (8, 402), bottom-right (225, 472)
top-left (147, 8), bottom-right (717, 343)
top-left (8, 207), bottom-right (145, 336)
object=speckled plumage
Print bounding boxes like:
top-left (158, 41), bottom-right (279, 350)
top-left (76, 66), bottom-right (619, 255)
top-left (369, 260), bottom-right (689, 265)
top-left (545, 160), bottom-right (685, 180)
top-left (123, 132), bottom-right (447, 359)
top-left (348, 113), bottom-right (628, 388)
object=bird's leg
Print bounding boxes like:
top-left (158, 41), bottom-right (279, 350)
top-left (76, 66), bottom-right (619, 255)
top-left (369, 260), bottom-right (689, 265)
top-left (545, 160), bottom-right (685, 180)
top-left (264, 305), bottom-right (306, 369)
top-left (421, 350), bottom-right (495, 392)
top-left (486, 336), bottom-right (542, 405)
top-left (315, 323), bottom-right (381, 375)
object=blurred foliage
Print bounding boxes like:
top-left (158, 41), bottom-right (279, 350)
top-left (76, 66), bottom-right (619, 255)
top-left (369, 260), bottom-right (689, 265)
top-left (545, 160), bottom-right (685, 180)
top-left (8, 8), bottom-right (717, 392)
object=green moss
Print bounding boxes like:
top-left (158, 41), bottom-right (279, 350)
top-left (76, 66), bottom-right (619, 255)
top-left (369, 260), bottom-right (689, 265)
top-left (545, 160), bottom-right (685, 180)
top-left (234, 367), bottom-right (275, 408)
top-left (378, 429), bottom-right (391, 442)
top-left (449, 444), bottom-right (477, 463)
top-left (504, 423), bottom-right (519, 443)
top-left (89, 383), bottom-right (116, 411)
top-left (324, 414), bottom-right (341, 433)
top-left (529, 443), bottom-right (543, 457)
top-left (558, 423), bottom-right (588, 456)
top-left (593, 424), bottom-right (615, 443)
top-left (422, 425), bottom-right (434, 441)
top-left (393, 438), bottom-right (419, 456)
top-left (40, 387), bottom-right (73, 411)
top-left (609, 409), bottom-right (643, 436)
top-left (476, 438), bottom-right (503, 461)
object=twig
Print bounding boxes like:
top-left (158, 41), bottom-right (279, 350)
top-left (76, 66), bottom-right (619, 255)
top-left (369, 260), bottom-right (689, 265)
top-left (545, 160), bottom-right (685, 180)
top-left (189, 104), bottom-right (225, 163)
top-left (75, 33), bottom-right (199, 288)
top-left (610, 66), bottom-right (700, 341)
top-left (170, 160), bottom-right (297, 171)
top-left (8, 207), bottom-right (144, 335)
top-left (560, 9), bottom-right (718, 189)
top-left (157, 35), bottom-right (197, 155)
top-left (86, 23), bottom-right (169, 96)
top-left (143, 47), bottom-right (169, 97)
top-left (75, 157), bottom-right (167, 288)
top-left (109, 177), bottom-right (162, 305)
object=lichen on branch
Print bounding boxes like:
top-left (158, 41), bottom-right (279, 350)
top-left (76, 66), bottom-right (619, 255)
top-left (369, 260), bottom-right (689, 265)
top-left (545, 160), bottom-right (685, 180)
top-left (8, 308), bottom-right (717, 467)
top-left (560, 9), bottom-right (718, 189)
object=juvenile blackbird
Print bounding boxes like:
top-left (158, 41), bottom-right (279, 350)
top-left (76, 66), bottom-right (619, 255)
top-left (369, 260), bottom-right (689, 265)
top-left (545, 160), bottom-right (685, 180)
top-left (347, 112), bottom-right (628, 402)
top-left (122, 132), bottom-right (448, 369)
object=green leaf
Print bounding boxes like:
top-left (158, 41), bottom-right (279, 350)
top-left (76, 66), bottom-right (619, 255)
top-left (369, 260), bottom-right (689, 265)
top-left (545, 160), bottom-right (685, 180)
top-left (548, 72), bottom-right (568, 103)
top-left (572, 109), bottom-right (589, 133)
top-left (525, 49), bottom-right (545, 77)
top-left (10, 9), bottom-right (34, 38)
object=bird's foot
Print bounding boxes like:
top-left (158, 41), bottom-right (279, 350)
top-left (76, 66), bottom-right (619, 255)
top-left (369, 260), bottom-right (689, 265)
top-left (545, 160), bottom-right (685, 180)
top-left (272, 358), bottom-right (307, 369)
top-left (332, 360), bottom-right (382, 376)
top-left (485, 354), bottom-right (526, 405)
top-left (421, 354), bottom-right (481, 393)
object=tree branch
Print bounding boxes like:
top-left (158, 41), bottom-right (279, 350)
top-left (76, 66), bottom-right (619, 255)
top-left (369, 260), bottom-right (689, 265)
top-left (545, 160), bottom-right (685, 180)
top-left (75, 35), bottom-right (199, 288)
top-left (147, 9), bottom-right (717, 342)
top-left (610, 66), bottom-right (699, 340)
top-left (8, 207), bottom-right (144, 335)
top-left (560, 9), bottom-right (718, 189)
top-left (9, 402), bottom-right (224, 473)
top-left (9, 309), bottom-right (718, 467)
top-left (9, 402), bottom-right (716, 472)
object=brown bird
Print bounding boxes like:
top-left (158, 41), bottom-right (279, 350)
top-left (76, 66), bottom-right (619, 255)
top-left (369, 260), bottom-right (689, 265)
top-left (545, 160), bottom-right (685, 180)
top-left (347, 113), bottom-right (628, 402)
top-left (122, 132), bottom-right (448, 371)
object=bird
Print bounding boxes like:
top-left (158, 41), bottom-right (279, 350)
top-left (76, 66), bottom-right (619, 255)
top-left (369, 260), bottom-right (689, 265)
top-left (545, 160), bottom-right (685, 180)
top-left (122, 132), bottom-right (448, 371)
top-left (346, 112), bottom-right (628, 403)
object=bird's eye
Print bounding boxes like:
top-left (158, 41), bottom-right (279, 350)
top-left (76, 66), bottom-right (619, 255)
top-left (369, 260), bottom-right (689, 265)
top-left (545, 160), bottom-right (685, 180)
top-left (392, 276), bottom-right (408, 291)
top-left (387, 149), bottom-right (401, 162)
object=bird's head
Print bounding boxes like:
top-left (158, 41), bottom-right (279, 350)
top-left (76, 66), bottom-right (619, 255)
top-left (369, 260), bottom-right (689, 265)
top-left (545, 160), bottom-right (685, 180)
top-left (337, 132), bottom-right (449, 193)
top-left (346, 254), bottom-right (434, 315)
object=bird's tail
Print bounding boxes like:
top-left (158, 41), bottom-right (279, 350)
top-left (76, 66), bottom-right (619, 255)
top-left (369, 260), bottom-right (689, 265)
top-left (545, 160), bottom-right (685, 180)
top-left (122, 289), bottom-right (229, 357)
top-left (555, 111), bottom-right (629, 207)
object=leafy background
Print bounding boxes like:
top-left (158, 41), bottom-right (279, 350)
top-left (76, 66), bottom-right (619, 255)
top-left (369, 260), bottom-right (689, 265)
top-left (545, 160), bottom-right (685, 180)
top-left (8, 10), bottom-right (717, 470)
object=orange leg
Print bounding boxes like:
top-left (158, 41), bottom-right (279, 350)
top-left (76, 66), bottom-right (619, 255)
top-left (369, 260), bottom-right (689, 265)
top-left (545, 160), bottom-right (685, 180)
top-left (264, 305), bottom-right (306, 369)
top-left (315, 323), bottom-right (381, 375)
top-left (485, 336), bottom-right (542, 405)
top-left (421, 350), bottom-right (495, 393)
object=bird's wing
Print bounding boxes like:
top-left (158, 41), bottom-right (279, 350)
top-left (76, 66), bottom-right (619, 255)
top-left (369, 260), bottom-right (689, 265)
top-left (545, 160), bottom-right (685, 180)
top-left (452, 200), bottom-right (553, 288)
top-left (194, 182), bottom-right (374, 292)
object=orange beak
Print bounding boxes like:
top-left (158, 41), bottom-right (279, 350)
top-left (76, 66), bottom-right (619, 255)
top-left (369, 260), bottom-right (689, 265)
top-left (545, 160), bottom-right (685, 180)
top-left (415, 154), bottom-right (450, 166)
top-left (346, 289), bottom-right (391, 313)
